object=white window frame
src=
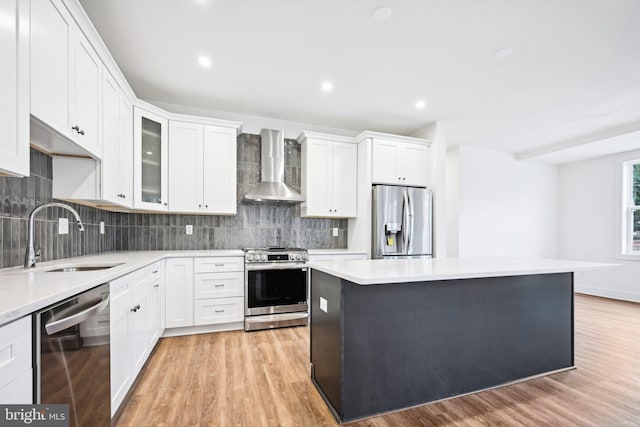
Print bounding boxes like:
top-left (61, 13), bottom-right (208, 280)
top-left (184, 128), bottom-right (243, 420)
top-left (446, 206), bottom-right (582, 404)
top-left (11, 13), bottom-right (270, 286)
top-left (618, 158), bottom-right (640, 259)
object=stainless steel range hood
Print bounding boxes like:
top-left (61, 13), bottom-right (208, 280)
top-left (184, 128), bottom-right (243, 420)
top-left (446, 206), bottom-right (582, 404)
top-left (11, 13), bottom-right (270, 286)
top-left (243, 129), bottom-right (305, 203)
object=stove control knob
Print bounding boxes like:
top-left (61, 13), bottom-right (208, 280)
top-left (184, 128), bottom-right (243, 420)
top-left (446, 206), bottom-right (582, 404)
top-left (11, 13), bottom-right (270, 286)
top-left (261, 254), bottom-right (268, 261)
top-left (289, 254), bottom-right (294, 261)
top-left (295, 254), bottom-right (302, 261)
top-left (247, 254), bottom-right (254, 261)
top-left (302, 254), bottom-right (308, 261)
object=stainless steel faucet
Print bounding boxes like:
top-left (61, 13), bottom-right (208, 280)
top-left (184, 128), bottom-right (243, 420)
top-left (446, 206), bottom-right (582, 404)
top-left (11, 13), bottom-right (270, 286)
top-left (24, 202), bottom-right (85, 268)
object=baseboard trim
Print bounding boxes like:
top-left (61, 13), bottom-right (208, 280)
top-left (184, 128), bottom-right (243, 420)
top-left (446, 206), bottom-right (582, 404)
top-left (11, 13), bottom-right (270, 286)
top-left (575, 287), bottom-right (640, 303)
top-left (161, 322), bottom-right (244, 337)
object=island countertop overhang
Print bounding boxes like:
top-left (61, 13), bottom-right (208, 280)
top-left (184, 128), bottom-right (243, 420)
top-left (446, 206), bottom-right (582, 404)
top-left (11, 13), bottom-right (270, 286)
top-left (308, 256), bottom-right (618, 285)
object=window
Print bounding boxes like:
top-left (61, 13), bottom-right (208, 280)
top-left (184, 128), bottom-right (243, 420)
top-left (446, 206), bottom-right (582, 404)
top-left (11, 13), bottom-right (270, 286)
top-left (621, 160), bottom-right (640, 255)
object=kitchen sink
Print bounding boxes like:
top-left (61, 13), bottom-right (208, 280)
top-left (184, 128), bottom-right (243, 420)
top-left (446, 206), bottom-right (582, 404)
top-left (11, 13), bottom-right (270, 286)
top-left (46, 263), bottom-right (123, 272)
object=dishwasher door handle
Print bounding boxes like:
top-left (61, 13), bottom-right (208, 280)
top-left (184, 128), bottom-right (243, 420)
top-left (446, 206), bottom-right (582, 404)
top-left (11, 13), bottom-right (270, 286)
top-left (45, 295), bottom-right (109, 335)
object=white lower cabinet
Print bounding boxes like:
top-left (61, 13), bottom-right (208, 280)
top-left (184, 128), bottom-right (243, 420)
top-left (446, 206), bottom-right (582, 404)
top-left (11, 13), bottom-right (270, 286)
top-left (194, 272), bottom-right (244, 299)
top-left (165, 258), bottom-right (194, 328)
top-left (194, 297), bottom-right (244, 326)
top-left (109, 264), bottom-right (164, 416)
top-left (193, 257), bottom-right (244, 326)
top-left (165, 256), bottom-right (244, 331)
top-left (0, 316), bottom-right (32, 404)
top-left (109, 278), bottom-right (130, 415)
top-left (147, 261), bottom-right (164, 348)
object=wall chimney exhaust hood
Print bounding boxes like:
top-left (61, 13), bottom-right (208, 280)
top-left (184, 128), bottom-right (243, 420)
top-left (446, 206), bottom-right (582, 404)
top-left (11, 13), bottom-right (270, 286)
top-left (243, 129), bottom-right (305, 203)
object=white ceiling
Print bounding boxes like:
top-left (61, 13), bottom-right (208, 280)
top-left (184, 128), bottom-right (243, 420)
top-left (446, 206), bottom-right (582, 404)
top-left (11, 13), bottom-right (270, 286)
top-left (78, 0), bottom-right (640, 156)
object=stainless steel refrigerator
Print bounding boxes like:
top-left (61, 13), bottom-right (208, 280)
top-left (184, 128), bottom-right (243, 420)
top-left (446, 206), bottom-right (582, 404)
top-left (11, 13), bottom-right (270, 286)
top-left (372, 185), bottom-right (433, 259)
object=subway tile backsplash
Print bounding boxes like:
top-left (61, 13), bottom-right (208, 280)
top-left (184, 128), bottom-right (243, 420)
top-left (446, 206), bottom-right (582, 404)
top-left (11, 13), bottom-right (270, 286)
top-left (0, 134), bottom-right (347, 269)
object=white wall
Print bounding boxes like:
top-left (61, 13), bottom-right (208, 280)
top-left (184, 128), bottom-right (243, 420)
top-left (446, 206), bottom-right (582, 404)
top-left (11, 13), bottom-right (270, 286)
top-left (448, 146), bottom-right (558, 258)
top-left (558, 150), bottom-right (640, 302)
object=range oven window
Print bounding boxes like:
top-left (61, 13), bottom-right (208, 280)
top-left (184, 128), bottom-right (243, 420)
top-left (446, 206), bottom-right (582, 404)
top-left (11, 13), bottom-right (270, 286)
top-left (247, 268), bottom-right (307, 308)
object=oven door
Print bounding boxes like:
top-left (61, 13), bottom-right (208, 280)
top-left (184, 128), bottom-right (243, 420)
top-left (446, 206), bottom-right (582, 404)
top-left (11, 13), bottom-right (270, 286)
top-left (245, 263), bottom-right (308, 316)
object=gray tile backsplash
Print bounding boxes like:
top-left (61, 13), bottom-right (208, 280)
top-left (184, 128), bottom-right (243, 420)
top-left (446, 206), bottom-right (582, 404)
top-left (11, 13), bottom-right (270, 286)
top-left (0, 135), bottom-right (347, 269)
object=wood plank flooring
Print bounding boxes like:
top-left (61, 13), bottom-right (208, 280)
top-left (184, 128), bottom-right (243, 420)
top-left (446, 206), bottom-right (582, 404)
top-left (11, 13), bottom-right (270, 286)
top-left (115, 294), bottom-right (640, 426)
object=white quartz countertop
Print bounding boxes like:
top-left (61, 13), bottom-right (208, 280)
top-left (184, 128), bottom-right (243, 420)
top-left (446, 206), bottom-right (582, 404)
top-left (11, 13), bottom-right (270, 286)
top-left (0, 250), bottom-right (243, 326)
top-left (307, 249), bottom-right (366, 256)
top-left (308, 257), bottom-right (618, 285)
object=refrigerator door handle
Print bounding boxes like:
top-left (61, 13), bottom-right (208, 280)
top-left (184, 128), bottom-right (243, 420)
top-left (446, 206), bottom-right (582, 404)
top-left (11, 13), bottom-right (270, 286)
top-left (403, 189), bottom-right (411, 253)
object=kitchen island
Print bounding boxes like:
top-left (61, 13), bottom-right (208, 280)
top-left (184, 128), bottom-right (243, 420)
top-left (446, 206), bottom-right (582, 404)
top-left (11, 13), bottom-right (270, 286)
top-left (308, 257), bottom-right (615, 422)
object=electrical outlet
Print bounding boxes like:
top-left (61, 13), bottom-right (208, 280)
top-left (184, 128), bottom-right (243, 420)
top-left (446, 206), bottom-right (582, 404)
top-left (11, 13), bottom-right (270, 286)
top-left (186, 225), bottom-right (193, 235)
top-left (332, 227), bottom-right (339, 237)
top-left (100, 221), bottom-right (105, 234)
top-left (58, 218), bottom-right (69, 235)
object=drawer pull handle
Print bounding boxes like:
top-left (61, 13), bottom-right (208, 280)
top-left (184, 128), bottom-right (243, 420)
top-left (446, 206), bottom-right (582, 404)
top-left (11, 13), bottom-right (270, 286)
top-left (98, 320), bottom-right (110, 324)
top-left (214, 264), bottom-right (224, 267)
top-left (151, 270), bottom-right (159, 274)
top-left (215, 310), bottom-right (225, 313)
top-left (214, 284), bottom-right (225, 288)
top-left (153, 284), bottom-right (160, 288)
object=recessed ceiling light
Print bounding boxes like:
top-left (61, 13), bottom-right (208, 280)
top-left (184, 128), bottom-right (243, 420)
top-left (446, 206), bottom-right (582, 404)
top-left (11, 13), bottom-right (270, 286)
top-left (372, 6), bottom-right (392, 22)
top-left (321, 81), bottom-right (333, 92)
top-left (415, 100), bottom-right (427, 110)
top-left (198, 55), bottom-right (212, 68)
top-left (494, 47), bottom-right (514, 59)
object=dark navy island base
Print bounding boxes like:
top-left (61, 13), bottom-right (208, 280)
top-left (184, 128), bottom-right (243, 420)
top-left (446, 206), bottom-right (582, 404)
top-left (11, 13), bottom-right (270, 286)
top-left (310, 269), bottom-right (574, 423)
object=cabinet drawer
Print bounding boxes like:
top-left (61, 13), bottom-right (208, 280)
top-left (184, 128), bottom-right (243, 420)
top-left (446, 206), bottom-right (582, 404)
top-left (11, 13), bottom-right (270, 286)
top-left (0, 316), bottom-right (32, 390)
top-left (147, 261), bottom-right (162, 283)
top-left (194, 272), bottom-right (244, 299)
top-left (194, 297), bottom-right (244, 325)
top-left (194, 257), bottom-right (243, 273)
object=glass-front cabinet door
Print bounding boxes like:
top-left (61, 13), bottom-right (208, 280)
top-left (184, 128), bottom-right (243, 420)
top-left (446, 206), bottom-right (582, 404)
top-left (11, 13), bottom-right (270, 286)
top-left (133, 106), bottom-right (168, 211)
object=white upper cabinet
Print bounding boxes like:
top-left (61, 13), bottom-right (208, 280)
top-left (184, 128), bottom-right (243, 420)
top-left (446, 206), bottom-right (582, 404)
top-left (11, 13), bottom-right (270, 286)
top-left (168, 121), bottom-right (203, 212)
top-left (31, 0), bottom-right (101, 158)
top-left (117, 93), bottom-right (133, 206)
top-left (372, 138), bottom-right (428, 187)
top-left (51, 70), bottom-right (132, 208)
top-left (300, 132), bottom-right (357, 218)
top-left (30, 0), bottom-right (70, 139)
top-left (203, 125), bottom-right (237, 214)
top-left (168, 120), bottom-right (238, 214)
top-left (134, 106), bottom-right (169, 211)
top-left (101, 70), bottom-right (132, 207)
top-left (69, 29), bottom-right (101, 155)
top-left (0, 0), bottom-right (29, 177)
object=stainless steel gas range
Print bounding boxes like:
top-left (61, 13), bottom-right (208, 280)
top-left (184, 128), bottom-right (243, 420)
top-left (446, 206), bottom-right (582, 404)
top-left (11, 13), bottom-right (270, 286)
top-left (243, 247), bottom-right (309, 331)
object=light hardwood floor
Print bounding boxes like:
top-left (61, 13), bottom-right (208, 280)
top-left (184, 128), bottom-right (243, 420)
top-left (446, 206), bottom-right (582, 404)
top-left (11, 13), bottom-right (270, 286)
top-left (116, 295), bottom-right (640, 426)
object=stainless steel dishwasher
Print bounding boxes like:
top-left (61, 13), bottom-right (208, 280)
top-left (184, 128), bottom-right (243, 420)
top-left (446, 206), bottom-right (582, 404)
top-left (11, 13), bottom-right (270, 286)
top-left (34, 283), bottom-right (110, 427)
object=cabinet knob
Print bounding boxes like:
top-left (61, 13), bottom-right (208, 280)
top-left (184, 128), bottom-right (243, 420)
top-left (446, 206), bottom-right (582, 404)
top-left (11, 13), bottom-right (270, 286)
top-left (130, 304), bottom-right (141, 312)
top-left (403, 177), bottom-right (406, 181)
top-left (163, 203), bottom-right (168, 206)
top-left (72, 125), bottom-right (80, 132)
top-left (79, 129), bottom-right (85, 136)
top-left (205, 205), bottom-right (208, 208)
top-left (198, 204), bottom-right (202, 208)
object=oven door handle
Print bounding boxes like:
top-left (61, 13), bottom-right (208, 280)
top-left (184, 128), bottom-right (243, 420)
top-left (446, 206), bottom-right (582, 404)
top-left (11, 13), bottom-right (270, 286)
top-left (245, 263), bottom-right (308, 271)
